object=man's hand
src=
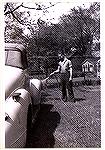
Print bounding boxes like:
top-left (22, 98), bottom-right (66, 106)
top-left (69, 76), bottom-right (72, 81)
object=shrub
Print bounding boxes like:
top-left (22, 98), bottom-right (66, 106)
top-left (73, 79), bottom-right (101, 86)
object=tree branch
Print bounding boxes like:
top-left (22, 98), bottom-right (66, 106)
top-left (6, 4), bottom-right (24, 25)
top-left (11, 12), bottom-right (24, 25)
top-left (4, 2), bottom-right (60, 25)
top-left (21, 2), bottom-right (60, 10)
top-left (4, 3), bottom-right (23, 15)
top-left (4, 3), bottom-right (8, 12)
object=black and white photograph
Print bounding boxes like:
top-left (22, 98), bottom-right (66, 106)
top-left (3, 0), bottom-right (102, 148)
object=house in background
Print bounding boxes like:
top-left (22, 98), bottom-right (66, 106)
top-left (69, 46), bottom-right (100, 78)
top-left (82, 58), bottom-right (100, 78)
top-left (82, 59), bottom-right (94, 73)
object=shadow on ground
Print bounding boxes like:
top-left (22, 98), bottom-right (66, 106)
top-left (41, 90), bottom-right (52, 102)
top-left (74, 98), bottom-right (85, 102)
top-left (26, 104), bottom-right (61, 148)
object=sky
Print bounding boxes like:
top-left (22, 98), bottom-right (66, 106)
top-left (22, 1), bottom-right (92, 24)
top-left (20, 1), bottom-right (93, 34)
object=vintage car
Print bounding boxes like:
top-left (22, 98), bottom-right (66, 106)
top-left (5, 43), bottom-right (42, 148)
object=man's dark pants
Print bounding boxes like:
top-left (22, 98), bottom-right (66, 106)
top-left (60, 73), bottom-right (74, 101)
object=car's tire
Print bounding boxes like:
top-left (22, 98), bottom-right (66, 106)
top-left (26, 104), bottom-right (32, 136)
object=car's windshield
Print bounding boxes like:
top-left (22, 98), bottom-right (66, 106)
top-left (5, 48), bottom-right (28, 69)
top-left (5, 49), bottom-right (23, 69)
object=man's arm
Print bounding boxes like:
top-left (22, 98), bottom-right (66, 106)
top-left (49, 65), bottom-right (60, 77)
top-left (68, 60), bottom-right (72, 81)
top-left (42, 65), bottom-right (60, 84)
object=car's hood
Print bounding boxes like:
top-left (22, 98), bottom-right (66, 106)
top-left (5, 66), bottom-right (25, 99)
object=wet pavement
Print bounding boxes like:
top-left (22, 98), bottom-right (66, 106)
top-left (26, 84), bottom-right (101, 148)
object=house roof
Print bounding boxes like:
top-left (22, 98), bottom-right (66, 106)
top-left (82, 58), bottom-right (97, 65)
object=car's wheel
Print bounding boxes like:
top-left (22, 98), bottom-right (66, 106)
top-left (31, 103), bottom-right (40, 124)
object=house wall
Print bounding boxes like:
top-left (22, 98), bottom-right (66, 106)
top-left (82, 61), bottom-right (94, 72)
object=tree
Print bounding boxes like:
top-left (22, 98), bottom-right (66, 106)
top-left (59, 4), bottom-right (100, 56)
top-left (4, 2), bottom-right (60, 43)
top-left (4, 3), bottom-right (30, 44)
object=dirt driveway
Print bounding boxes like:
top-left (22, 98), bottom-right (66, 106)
top-left (26, 84), bottom-right (101, 148)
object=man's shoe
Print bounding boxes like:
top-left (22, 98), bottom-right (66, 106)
top-left (68, 96), bottom-right (75, 102)
top-left (63, 97), bottom-right (67, 102)
top-left (71, 97), bottom-right (76, 103)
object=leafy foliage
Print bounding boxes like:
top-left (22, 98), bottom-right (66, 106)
top-left (4, 2), bottom-right (100, 73)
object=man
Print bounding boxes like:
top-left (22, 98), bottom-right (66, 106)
top-left (49, 52), bottom-right (75, 102)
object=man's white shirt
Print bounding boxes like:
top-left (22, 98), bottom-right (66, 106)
top-left (59, 57), bottom-right (72, 74)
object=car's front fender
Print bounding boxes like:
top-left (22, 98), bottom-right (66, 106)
top-left (30, 79), bottom-right (42, 105)
top-left (5, 89), bottom-right (31, 148)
